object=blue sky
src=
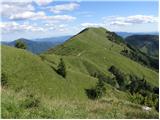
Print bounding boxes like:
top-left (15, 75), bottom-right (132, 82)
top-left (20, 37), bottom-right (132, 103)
top-left (1, 0), bottom-right (158, 41)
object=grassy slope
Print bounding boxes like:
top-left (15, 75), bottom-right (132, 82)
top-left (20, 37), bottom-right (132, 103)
top-left (1, 27), bottom-right (159, 118)
top-left (2, 45), bottom-right (129, 101)
top-left (1, 45), bottom-right (97, 100)
top-left (47, 27), bottom-right (158, 86)
top-left (2, 88), bottom-right (158, 119)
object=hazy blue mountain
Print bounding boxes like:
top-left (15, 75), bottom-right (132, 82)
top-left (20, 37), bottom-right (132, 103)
top-left (1, 36), bottom-right (71, 54)
top-left (116, 32), bottom-right (159, 38)
top-left (33, 35), bottom-right (71, 42)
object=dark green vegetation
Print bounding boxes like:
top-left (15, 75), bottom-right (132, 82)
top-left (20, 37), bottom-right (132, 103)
top-left (108, 65), bottom-right (159, 110)
top-left (86, 78), bottom-right (106, 99)
top-left (15, 40), bottom-right (27, 49)
top-left (1, 27), bottom-right (159, 118)
top-left (125, 35), bottom-right (159, 57)
top-left (56, 58), bottom-right (66, 78)
top-left (121, 44), bottom-right (158, 70)
top-left (1, 73), bottom-right (8, 87)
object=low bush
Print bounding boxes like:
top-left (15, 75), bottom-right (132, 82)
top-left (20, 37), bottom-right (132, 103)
top-left (21, 94), bottom-right (40, 109)
top-left (15, 40), bottom-right (27, 49)
top-left (1, 73), bottom-right (8, 87)
top-left (86, 79), bottom-right (106, 100)
top-left (108, 65), bottom-right (127, 90)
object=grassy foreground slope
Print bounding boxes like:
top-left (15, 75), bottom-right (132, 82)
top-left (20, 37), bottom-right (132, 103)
top-left (2, 88), bottom-right (158, 119)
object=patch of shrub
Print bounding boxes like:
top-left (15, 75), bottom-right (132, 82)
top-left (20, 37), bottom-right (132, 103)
top-left (155, 100), bottom-right (159, 112)
top-left (86, 79), bottom-right (106, 100)
top-left (1, 73), bottom-right (8, 87)
top-left (15, 40), bottom-right (27, 49)
top-left (108, 66), bottom-right (159, 111)
top-left (97, 73), bottom-right (118, 88)
top-left (126, 110), bottom-right (159, 119)
top-left (106, 31), bottom-right (125, 45)
top-left (56, 58), bottom-right (66, 78)
top-left (153, 87), bottom-right (159, 94)
top-left (129, 93), bottom-right (159, 110)
top-left (91, 71), bottom-right (119, 88)
top-left (126, 75), bottom-right (159, 111)
top-left (121, 47), bottom-right (158, 70)
top-left (108, 65), bottom-right (127, 90)
top-left (21, 94), bottom-right (40, 109)
top-left (127, 75), bottom-right (153, 95)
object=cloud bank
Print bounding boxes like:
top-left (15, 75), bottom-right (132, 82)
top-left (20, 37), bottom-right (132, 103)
top-left (104, 15), bottom-right (158, 26)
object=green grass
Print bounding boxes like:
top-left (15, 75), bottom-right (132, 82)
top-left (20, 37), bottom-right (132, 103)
top-left (1, 88), bottom-right (158, 119)
top-left (1, 45), bottom-right (97, 100)
top-left (46, 27), bottom-right (158, 86)
top-left (1, 27), bottom-right (159, 118)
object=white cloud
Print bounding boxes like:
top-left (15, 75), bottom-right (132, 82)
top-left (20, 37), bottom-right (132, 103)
top-left (44, 15), bottom-right (76, 22)
top-left (1, 2), bottom-right (35, 18)
top-left (0, 2), bottom-right (35, 16)
top-left (125, 15), bottom-right (158, 23)
top-left (8, 9), bottom-right (76, 22)
top-left (50, 3), bottom-right (79, 14)
top-left (0, 22), bottom-right (45, 33)
top-left (10, 11), bottom-right (46, 20)
top-left (34, 0), bottom-right (53, 6)
top-left (33, 14), bottom-right (76, 22)
top-left (81, 23), bottom-right (105, 27)
top-left (1, 1), bottom-right (76, 23)
top-left (110, 21), bottom-right (131, 26)
top-left (104, 15), bottom-right (158, 26)
top-left (1, 0), bottom-right (53, 5)
top-left (0, 20), bottom-right (72, 35)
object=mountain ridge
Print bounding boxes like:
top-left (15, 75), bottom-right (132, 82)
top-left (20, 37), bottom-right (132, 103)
top-left (1, 27), bottom-right (159, 118)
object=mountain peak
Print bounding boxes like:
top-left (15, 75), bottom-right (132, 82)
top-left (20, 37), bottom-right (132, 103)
top-left (78, 27), bottom-right (108, 35)
top-left (16, 38), bottom-right (30, 42)
top-left (85, 27), bottom-right (108, 32)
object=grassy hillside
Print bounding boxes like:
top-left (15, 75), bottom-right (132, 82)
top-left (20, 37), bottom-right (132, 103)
top-left (47, 27), bottom-right (158, 86)
top-left (1, 45), bottom-right (97, 100)
top-left (2, 88), bottom-right (158, 119)
top-left (1, 27), bottom-right (159, 118)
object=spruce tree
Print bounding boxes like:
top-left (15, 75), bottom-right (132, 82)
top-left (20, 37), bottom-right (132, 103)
top-left (57, 58), bottom-right (66, 78)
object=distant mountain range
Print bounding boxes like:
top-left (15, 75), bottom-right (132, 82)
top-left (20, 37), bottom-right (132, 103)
top-left (1, 36), bottom-right (71, 54)
top-left (116, 32), bottom-right (159, 38)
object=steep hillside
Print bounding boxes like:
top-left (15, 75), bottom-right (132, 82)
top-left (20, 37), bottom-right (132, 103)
top-left (125, 35), bottom-right (159, 57)
top-left (1, 45), bottom-right (98, 100)
top-left (47, 27), bottom-right (158, 86)
top-left (1, 27), bottom-right (159, 118)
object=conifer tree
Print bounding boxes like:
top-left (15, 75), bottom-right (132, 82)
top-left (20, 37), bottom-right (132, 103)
top-left (57, 58), bottom-right (66, 78)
